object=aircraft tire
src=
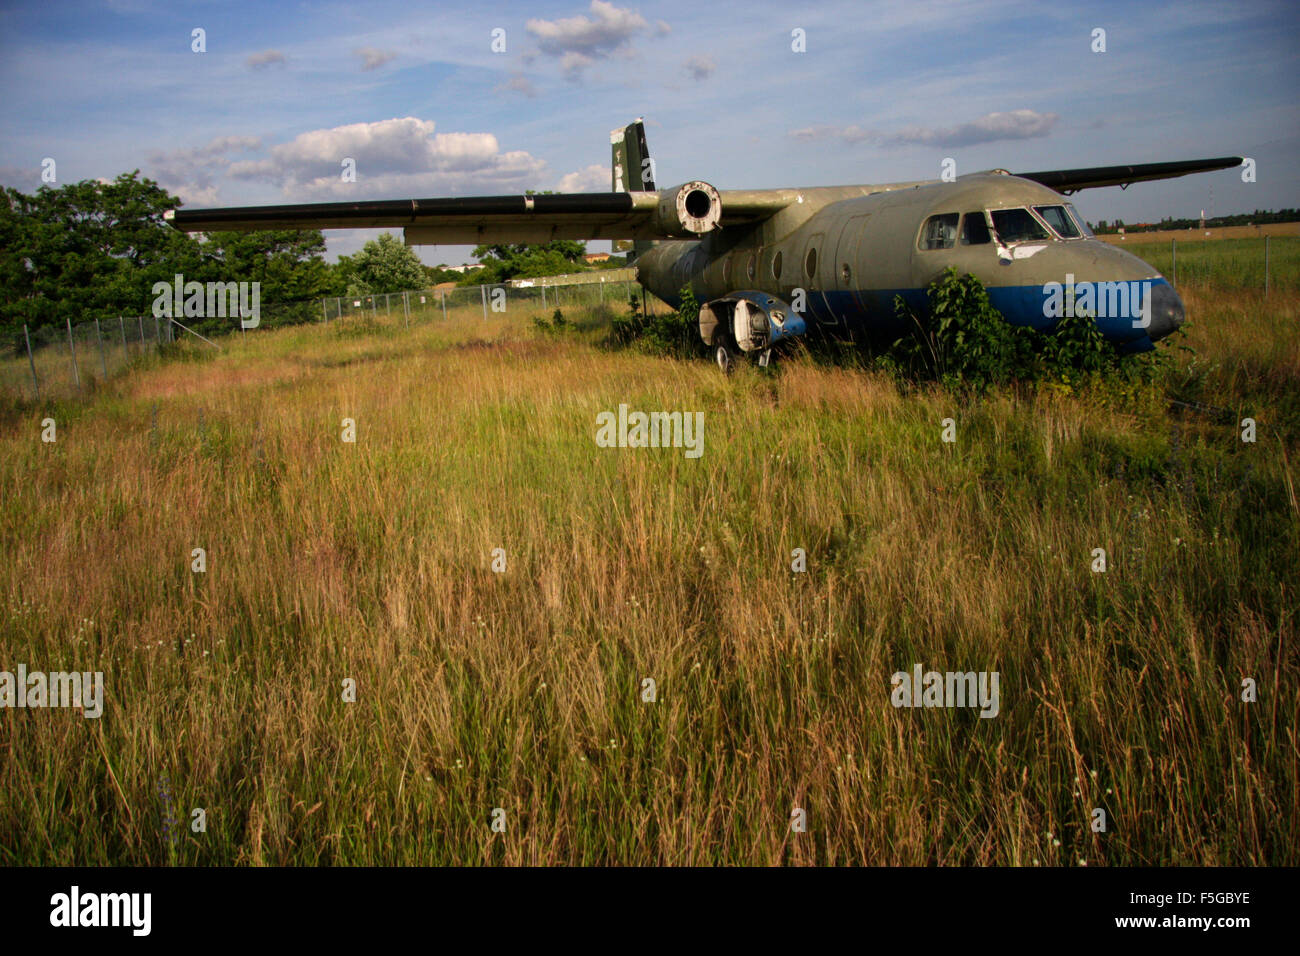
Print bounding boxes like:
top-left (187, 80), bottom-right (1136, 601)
top-left (715, 343), bottom-right (736, 375)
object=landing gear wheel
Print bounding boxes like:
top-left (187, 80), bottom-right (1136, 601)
top-left (715, 342), bottom-right (736, 375)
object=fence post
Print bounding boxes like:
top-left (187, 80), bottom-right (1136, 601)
top-left (119, 316), bottom-right (127, 356)
top-left (371, 296), bottom-right (377, 321)
top-left (154, 314), bottom-right (161, 351)
top-left (481, 284), bottom-right (487, 320)
top-left (336, 297), bottom-right (341, 322)
top-left (600, 277), bottom-right (604, 304)
top-left (66, 317), bottom-right (82, 392)
top-left (138, 316), bottom-right (145, 351)
top-left (403, 291), bottom-right (409, 328)
top-left (94, 316), bottom-right (108, 378)
top-left (1171, 239), bottom-right (1176, 286)
top-left (441, 290), bottom-right (447, 321)
top-left (24, 324), bottom-right (39, 401)
top-left (1265, 235), bottom-right (1270, 298)
top-left (321, 298), bottom-right (327, 324)
top-left (385, 292), bottom-right (391, 316)
top-left (541, 283), bottom-right (546, 309)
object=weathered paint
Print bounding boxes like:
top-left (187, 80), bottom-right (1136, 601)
top-left (634, 173), bottom-right (1184, 352)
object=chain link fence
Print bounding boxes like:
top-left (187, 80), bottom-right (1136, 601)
top-left (1105, 235), bottom-right (1297, 295)
top-left (318, 277), bottom-right (655, 326)
top-left (0, 275), bottom-right (665, 403)
top-left (1, 315), bottom-right (186, 402)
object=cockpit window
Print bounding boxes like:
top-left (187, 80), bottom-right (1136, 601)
top-left (991, 207), bottom-right (1050, 243)
top-left (1066, 204), bottom-right (1095, 237)
top-left (1033, 205), bottom-right (1081, 239)
top-left (919, 213), bottom-right (959, 250)
top-left (960, 211), bottom-right (991, 245)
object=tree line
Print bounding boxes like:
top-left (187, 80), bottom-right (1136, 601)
top-left (1, 172), bottom-right (622, 345)
top-left (1092, 208), bottom-right (1300, 234)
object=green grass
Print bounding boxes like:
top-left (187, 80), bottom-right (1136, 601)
top-left (1135, 236), bottom-right (1300, 293)
top-left (0, 266), bottom-right (1296, 866)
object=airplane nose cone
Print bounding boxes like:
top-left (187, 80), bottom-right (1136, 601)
top-left (1147, 282), bottom-right (1185, 341)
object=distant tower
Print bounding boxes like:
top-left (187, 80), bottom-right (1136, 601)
top-left (1199, 208), bottom-right (1205, 230)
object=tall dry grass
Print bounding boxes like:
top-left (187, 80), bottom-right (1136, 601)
top-left (0, 280), bottom-right (1295, 865)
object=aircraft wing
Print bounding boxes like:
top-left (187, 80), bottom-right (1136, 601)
top-left (1014, 157), bottom-right (1243, 194)
top-left (165, 184), bottom-right (795, 244)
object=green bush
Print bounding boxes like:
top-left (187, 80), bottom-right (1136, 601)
top-left (888, 268), bottom-right (1157, 391)
top-left (608, 285), bottom-right (708, 359)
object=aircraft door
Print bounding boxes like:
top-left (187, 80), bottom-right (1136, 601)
top-left (801, 232), bottom-right (826, 326)
top-left (835, 214), bottom-right (871, 313)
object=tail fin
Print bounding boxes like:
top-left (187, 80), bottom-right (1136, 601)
top-left (611, 118), bottom-right (657, 261)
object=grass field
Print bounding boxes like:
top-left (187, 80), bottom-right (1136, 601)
top-left (1098, 222), bottom-right (1300, 245)
top-left (1, 241), bottom-right (1296, 866)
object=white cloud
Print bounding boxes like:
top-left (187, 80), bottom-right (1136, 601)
top-left (526, 1), bottom-right (652, 77)
top-left (0, 165), bottom-right (44, 192)
top-left (684, 54), bottom-right (715, 81)
top-left (497, 73), bottom-right (538, 97)
top-left (246, 50), bottom-right (287, 70)
top-left (790, 110), bottom-right (1059, 149)
top-left (145, 135), bottom-right (261, 206)
top-left (789, 124), bottom-right (875, 145)
top-left (226, 117), bottom-right (548, 199)
top-left (890, 109), bottom-right (1059, 147)
top-left (556, 164), bottom-right (610, 192)
top-left (356, 47), bottom-right (397, 71)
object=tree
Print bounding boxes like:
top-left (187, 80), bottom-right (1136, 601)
top-left (344, 232), bottom-right (425, 295)
top-left (0, 171), bottom-right (201, 341)
top-left (0, 171), bottom-right (338, 342)
top-left (469, 239), bottom-right (588, 284)
top-left (189, 228), bottom-right (333, 331)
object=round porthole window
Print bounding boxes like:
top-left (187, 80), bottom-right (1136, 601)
top-left (722, 256), bottom-right (732, 285)
top-left (746, 255), bottom-right (756, 282)
top-left (772, 251), bottom-right (783, 279)
top-left (841, 263), bottom-right (851, 284)
top-left (805, 247), bottom-right (817, 278)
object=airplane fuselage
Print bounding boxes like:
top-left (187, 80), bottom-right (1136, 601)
top-left (635, 173), bottom-right (1184, 354)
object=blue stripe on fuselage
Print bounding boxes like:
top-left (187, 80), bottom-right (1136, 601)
top-left (804, 278), bottom-right (1168, 352)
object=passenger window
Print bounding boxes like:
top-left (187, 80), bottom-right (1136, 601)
top-left (919, 213), bottom-right (959, 250)
top-left (990, 208), bottom-right (1050, 243)
top-left (960, 212), bottom-right (991, 245)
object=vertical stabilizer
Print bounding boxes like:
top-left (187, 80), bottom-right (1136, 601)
top-left (611, 118), bottom-right (657, 260)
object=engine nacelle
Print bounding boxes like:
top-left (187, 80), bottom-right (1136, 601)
top-left (654, 181), bottom-right (721, 236)
top-left (699, 291), bottom-right (807, 353)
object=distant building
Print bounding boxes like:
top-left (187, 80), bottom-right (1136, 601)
top-left (445, 263), bottom-right (483, 274)
top-left (582, 252), bottom-right (611, 264)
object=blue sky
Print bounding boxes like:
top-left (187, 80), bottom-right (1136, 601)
top-left (1, 0), bottom-right (1296, 265)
